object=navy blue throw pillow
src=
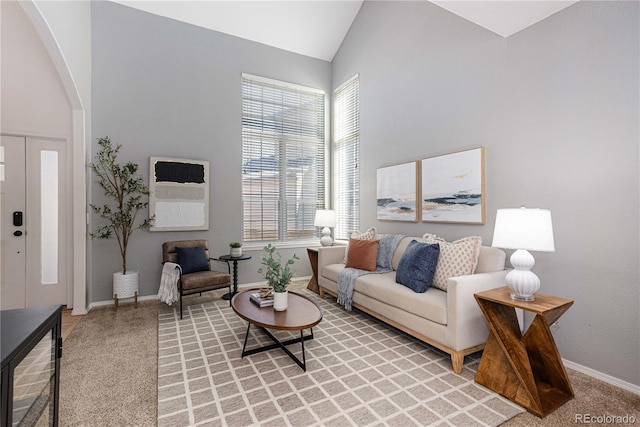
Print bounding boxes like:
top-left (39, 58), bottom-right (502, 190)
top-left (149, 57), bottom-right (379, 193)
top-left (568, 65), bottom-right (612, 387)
top-left (176, 246), bottom-right (210, 274)
top-left (395, 240), bottom-right (440, 293)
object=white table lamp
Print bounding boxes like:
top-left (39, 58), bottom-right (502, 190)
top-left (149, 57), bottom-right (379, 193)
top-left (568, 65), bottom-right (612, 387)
top-left (314, 210), bottom-right (336, 247)
top-left (492, 207), bottom-right (555, 301)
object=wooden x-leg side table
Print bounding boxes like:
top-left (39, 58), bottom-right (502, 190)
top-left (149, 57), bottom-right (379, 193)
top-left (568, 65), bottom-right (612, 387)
top-left (474, 287), bottom-right (574, 417)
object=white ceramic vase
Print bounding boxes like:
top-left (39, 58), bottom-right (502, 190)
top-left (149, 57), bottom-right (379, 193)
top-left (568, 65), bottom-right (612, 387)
top-left (273, 290), bottom-right (288, 311)
top-left (230, 247), bottom-right (242, 257)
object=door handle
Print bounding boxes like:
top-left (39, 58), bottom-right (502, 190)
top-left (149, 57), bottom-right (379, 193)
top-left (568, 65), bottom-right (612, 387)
top-left (13, 230), bottom-right (23, 237)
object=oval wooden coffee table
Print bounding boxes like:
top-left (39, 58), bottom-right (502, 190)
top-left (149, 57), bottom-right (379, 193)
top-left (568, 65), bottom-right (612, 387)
top-left (231, 289), bottom-right (323, 371)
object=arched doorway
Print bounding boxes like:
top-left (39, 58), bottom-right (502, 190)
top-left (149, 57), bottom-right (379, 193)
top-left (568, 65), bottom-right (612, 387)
top-left (1, 0), bottom-right (87, 314)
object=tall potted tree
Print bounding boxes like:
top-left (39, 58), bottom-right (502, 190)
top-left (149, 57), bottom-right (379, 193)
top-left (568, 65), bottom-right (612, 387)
top-left (90, 137), bottom-right (153, 305)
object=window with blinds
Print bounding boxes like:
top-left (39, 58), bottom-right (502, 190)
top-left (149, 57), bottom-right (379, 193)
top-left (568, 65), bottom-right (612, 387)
top-left (242, 74), bottom-right (326, 244)
top-left (333, 74), bottom-right (360, 241)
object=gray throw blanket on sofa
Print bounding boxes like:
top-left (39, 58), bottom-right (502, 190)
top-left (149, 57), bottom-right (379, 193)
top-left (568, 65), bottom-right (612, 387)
top-left (337, 234), bottom-right (405, 311)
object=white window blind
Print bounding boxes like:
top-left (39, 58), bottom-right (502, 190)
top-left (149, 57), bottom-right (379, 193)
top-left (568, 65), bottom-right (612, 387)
top-left (242, 74), bottom-right (326, 244)
top-left (333, 74), bottom-right (360, 241)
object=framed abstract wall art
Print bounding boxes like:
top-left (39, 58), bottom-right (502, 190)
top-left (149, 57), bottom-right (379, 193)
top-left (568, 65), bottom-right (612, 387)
top-left (376, 161), bottom-right (419, 222)
top-left (421, 147), bottom-right (485, 224)
top-left (149, 157), bottom-right (210, 231)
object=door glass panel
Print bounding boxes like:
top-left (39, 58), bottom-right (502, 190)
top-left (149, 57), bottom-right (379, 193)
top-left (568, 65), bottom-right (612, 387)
top-left (11, 330), bottom-right (54, 425)
top-left (40, 150), bottom-right (58, 285)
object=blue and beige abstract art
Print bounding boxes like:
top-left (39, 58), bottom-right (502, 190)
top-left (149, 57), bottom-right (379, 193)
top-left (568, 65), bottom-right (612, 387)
top-left (377, 161), bottom-right (419, 222)
top-left (421, 147), bottom-right (485, 224)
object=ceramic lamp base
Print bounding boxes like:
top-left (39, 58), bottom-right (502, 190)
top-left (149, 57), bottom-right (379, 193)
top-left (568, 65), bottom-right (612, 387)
top-left (319, 227), bottom-right (333, 246)
top-left (506, 249), bottom-right (540, 301)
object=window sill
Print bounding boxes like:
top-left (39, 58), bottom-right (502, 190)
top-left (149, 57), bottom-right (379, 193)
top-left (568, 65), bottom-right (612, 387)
top-left (242, 240), bottom-right (322, 252)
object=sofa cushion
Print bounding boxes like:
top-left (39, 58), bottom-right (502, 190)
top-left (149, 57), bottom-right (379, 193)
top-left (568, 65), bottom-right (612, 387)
top-left (475, 246), bottom-right (507, 273)
top-left (345, 238), bottom-right (379, 271)
top-left (181, 270), bottom-right (230, 291)
top-left (320, 263), bottom-right (448, 325)
top-left (395, 240), bottom-right (440, 293)
top-left (355, 272), bottom-right (448, 325)
top-left (391, 236), bottom-right (422, 270)
top-left (176, 246), bottom-right (210, 274)
top-left (423, 234), bottom-right (482, 291)
top-left (321, 263), bottom-right (343, 283)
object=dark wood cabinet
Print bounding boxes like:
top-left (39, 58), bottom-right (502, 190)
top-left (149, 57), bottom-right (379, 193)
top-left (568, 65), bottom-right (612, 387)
top-left (1, 305), bottom-right (62, 427)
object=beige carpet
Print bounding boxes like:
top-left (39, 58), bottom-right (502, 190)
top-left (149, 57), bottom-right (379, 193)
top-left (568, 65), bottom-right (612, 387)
top-left (58, 281), bottom-right (640, 426)
top-left (157, 285), bottom-right (524, 426)
top-left (59, 300), bottom-right (159, 426)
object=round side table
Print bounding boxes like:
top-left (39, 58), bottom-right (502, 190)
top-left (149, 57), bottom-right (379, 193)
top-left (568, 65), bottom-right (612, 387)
top-left (217, 254), bottom-right (252, 300)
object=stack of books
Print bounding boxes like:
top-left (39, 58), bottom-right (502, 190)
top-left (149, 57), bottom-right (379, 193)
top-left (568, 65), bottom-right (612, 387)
top-left (250, 292), bottom-right (274, 307)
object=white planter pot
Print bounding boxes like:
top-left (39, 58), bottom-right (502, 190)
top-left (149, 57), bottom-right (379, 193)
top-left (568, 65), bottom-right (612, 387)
top-left (273, 291), bottom-right (288, 311)
top-left (113, 270), bottom-right (139, 299)
top-left (230, 247), bottom-right (242, 257)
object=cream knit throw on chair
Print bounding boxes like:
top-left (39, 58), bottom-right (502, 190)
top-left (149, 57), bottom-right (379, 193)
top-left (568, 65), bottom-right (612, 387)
top-left (158, 262), bottom-right (181, 305)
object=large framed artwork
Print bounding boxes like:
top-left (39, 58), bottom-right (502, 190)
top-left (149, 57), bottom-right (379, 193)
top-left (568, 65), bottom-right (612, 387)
top-left (421, 147), bottom-right (485, 224)
top-left (149, 157), bottom-right (210, 231)
top-left (376, 161), bottom-right (419, 222)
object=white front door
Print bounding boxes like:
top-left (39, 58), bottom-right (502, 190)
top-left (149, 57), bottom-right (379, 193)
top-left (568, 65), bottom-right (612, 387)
top-left (1, 135), bottom-right (68, 309)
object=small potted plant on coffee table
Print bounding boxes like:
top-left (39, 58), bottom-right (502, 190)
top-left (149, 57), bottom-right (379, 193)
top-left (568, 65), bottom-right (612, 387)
top-left (258, 244), bottom-right (299, 311)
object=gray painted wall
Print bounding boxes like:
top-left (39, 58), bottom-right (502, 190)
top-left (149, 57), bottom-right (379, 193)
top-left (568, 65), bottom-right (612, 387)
top-left (91, 0), bottom-right (638, 387)
top-left (332, 1), bottom-right (639, 386)
top-left (91, 2), bottom-right (329, 303)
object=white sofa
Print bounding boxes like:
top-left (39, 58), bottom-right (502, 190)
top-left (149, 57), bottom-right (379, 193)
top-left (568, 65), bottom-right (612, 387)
top-left (317, 236), bottom-right (508, 374)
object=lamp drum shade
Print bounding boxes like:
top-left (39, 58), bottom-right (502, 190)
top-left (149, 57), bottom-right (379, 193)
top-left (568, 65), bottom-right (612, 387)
top-left (314, 209), bottom-right (336, 227)
top-left (491, 208), bottom-right (555, 252)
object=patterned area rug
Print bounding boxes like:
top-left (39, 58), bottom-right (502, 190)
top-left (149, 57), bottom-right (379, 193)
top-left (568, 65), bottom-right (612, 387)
top-left (157, 287), bottom-right (524, 426)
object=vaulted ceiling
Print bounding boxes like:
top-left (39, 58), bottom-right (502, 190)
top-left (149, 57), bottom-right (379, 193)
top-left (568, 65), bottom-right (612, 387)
top-left (113, 1), bottom-right (579, 61)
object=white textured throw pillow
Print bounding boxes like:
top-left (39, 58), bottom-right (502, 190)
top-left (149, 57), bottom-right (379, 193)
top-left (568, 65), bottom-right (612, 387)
top-left (422, 233), bottom-right (482, 291)
top-left (351, 227), bottom-right (378, 241)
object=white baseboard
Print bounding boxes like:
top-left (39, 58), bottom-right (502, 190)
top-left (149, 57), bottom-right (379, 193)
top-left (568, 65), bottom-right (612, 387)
top-left (86, 276), bottom-right (313, 312)
top-left (563, 358), bottom-right (640, 395)
top-left (87, 294), bottom-right (158, 311)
